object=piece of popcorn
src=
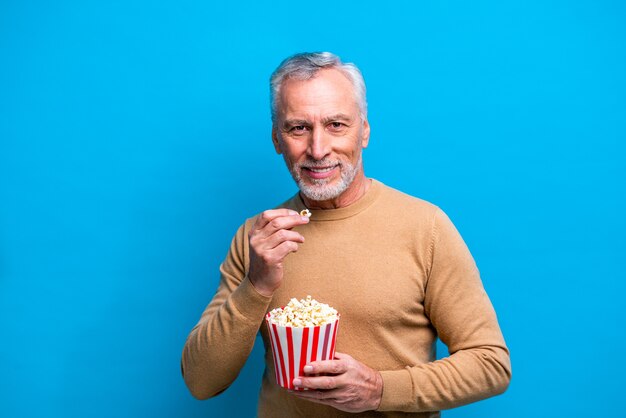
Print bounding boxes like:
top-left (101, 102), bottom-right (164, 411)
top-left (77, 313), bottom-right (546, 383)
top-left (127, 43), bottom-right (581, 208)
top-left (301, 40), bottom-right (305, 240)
top-left (300, 209), bottom-right (312, 218)
top-left (267, 295), bottom-right (338, 327)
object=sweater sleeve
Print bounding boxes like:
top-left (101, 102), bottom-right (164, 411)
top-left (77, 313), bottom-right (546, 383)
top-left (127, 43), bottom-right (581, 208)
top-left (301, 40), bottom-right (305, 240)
top-left (181, 222), bottom-right (273, 400)
top-left (378, 208), bottom-right (511, 412)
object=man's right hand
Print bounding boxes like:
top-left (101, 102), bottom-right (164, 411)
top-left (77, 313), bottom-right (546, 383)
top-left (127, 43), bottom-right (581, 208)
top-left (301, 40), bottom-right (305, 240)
top-left (248, 209), bottom-right (310, 297)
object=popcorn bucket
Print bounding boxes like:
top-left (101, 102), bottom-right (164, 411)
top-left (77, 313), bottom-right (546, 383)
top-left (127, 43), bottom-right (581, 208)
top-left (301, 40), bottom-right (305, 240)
top-left (265, 313), bottom-right (340, 390)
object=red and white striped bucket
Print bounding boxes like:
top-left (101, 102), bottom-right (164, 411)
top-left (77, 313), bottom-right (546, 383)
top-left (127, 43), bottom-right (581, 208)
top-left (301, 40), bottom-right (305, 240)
top-left (265, 313), bottom-right (340, 390)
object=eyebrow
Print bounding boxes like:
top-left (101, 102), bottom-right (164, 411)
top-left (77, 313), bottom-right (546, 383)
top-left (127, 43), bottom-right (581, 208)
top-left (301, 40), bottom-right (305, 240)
top-left (321, 113), bottom-right (353, 124)
top-left (282, 114), bottom-right (354, 129)
top-left (282, 119), bottom-right (310, 129)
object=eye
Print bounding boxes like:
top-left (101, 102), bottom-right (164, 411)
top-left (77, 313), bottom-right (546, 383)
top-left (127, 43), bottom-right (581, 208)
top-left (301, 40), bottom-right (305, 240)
top-left (288, 125), bottom-right (309, 136)
top-left (328, 122), bottom-right (345, 131)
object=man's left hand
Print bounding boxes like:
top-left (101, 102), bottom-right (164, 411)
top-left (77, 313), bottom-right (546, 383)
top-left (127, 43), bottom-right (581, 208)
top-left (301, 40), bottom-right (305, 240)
top-left (289, 352), bottom-right (383, 413)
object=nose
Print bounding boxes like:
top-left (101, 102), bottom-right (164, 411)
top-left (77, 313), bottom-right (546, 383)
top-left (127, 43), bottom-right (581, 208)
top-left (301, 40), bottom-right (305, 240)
top-left (307, 126), bottom-right (331, 161)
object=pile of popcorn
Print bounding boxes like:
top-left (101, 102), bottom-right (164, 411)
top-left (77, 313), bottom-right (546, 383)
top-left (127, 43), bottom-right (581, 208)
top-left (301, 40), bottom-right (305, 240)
top-left (267, 295), bottom-right (338, 327)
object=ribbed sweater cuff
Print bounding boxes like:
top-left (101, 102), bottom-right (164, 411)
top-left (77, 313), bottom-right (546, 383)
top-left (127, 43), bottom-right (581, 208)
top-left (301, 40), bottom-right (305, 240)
top-left (230, 277), bottom-right (273, 322)
top-left (378, 368), bottom-right (415, 411)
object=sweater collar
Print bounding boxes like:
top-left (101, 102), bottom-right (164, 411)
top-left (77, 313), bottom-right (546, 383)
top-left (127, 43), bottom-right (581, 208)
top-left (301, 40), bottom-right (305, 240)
top-left (290, 179), bottom-right (382, 221)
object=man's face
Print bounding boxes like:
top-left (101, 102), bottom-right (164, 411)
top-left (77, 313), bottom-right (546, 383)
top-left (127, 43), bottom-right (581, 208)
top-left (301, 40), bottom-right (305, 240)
top-left (272, 68), bottom-right (370, 203)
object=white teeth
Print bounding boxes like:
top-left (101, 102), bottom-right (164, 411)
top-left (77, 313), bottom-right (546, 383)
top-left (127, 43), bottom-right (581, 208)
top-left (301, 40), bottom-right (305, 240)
top-left (308, 166), bottom-right (334, 173)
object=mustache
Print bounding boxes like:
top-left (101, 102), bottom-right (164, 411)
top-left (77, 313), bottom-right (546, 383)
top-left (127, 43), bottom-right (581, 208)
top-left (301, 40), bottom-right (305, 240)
top-left (297, 159), bottom-right (342, 169)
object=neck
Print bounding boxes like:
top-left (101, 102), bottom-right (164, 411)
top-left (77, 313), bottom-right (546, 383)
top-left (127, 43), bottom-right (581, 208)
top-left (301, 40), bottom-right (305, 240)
top-left (301, 172), bottom-right (371, 210)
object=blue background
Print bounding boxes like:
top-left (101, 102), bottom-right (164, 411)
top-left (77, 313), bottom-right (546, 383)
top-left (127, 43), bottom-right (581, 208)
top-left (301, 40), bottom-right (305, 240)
top-left (1, 1), bottom-right (624, 417)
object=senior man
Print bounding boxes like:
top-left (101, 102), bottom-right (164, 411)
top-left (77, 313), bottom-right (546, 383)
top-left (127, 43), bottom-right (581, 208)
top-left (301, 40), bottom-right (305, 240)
top-left (181, 52), bottom-right (511, 417)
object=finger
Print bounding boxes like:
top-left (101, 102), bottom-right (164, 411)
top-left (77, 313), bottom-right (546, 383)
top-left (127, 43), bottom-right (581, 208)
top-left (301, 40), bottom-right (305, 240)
top-left (270, 240), bottom-right (300, 260)
top-left (254, 209), bottom-right (300, 229)
top-left (292, 375), bottom-right (339, 391)
top-left (303, 359), bottom-right (348, 376)
top-left (255, 214), bottom-right (309, 240)
top-left (264, 229), bottom-right (305, 250)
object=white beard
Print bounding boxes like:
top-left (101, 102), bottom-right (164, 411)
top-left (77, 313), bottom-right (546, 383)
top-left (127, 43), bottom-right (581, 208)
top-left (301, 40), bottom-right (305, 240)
top-left (284, 152), bottom-right (362, 202)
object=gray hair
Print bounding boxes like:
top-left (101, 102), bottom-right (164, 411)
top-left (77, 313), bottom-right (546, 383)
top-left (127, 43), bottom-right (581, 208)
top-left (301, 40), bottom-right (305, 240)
top-left (270, 52), bottom-right (367, 123)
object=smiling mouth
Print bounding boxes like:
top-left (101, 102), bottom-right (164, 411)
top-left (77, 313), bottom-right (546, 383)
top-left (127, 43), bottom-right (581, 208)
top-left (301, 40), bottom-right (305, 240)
top-left (301, 164), bottom-right (340, 179)
top-left (303, 166), bottom-right (338, 173)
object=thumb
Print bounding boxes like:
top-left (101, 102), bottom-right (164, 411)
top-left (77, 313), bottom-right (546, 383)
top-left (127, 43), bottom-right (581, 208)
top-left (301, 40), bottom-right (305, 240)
top-left (333, 352), bottom-right (352, 361)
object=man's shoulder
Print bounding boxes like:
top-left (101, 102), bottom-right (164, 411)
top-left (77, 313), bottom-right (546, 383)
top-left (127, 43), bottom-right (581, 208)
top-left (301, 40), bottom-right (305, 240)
top-left (374, 179), bottom-right (440, 216)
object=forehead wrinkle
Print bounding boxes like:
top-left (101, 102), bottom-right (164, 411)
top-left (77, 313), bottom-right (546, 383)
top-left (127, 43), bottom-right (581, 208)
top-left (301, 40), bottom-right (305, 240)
top-left (277, 69), bottom-right (359, 122)
top-left (280, 104), bottom-right (357, 124)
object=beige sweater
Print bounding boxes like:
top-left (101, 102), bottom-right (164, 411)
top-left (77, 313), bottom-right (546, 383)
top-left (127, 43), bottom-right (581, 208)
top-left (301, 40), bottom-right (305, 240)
top-left (181, 180), bottom-right (511, 417)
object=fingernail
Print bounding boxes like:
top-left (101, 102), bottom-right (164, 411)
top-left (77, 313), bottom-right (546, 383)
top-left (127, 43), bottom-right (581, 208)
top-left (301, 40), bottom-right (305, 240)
top-left (300, 216), bottom-right (310, 222)
top-left (293, 378), bottom-right (302, 386)
top-left (289, 210), bottom-right (299, 216)
top-left (303, 366), bottom-right (313, 373)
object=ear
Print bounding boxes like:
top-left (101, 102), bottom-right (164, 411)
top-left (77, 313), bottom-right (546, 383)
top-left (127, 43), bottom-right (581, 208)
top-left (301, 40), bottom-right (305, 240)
top-left (361, 118), bottom-right (370, 149)
top-left (272, 125), bottom-right (282, 154)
